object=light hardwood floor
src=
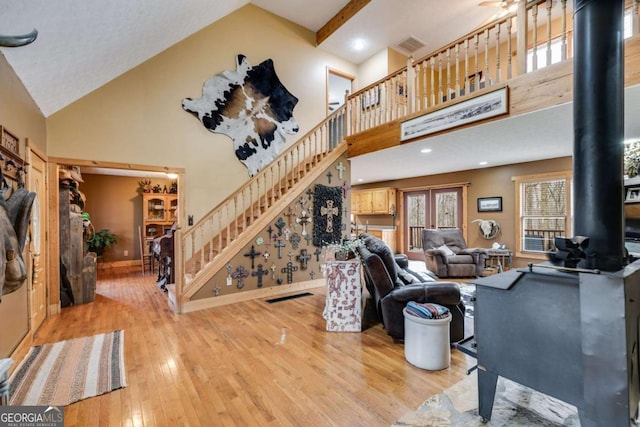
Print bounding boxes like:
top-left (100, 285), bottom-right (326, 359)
top-left (30, 268), bottom-right (475, 426)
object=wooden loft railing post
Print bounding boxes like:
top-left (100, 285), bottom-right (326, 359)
top-left (407, 56), bottom-right (415, 114)
top-left (634, 0), bottom-right (639, 36)
top-left (516, 0), bottom-right (528, 75)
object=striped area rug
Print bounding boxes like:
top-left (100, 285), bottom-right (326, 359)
top-left (9, 330), bottom-right (127, 406)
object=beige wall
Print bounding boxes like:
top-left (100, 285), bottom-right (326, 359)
top-left (353, 156), bottom-right (573, 268)
top-left (0, 54), bottom-right (46, 357)
top-left (46, 4), bottom-right (357, 224)
top-left (81, 174), bottom-right (173, 262)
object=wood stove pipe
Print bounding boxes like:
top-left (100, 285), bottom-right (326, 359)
top-left (573, 0), bottom-right (625, 271)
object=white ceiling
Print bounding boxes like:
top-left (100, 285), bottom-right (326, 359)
top-left (1, 1), bottom-right (637, 183)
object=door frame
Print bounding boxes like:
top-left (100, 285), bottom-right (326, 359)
top-left (326, 67), bottom-right (355, 115)
top-left (46, 157), bottom-right (185, 314)
top-left (398, 182), bottom-right (470, 260)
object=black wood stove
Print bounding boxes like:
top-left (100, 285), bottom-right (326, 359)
top-left (459, 1), bottom-right (640, 425)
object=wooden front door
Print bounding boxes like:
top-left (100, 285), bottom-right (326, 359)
top-left (27, 145), bottom-right (47, 333)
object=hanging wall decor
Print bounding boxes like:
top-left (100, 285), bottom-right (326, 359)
top-left (313, 184), bottom-right (343, 246)
top-left (182, 54), bottom-right (299, 177)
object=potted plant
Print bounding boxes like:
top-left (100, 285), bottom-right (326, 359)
top-left (87, 228), bottom-right (119, 257)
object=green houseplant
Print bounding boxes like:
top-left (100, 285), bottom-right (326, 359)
top-left (87, 229), bottom-right (119, 256)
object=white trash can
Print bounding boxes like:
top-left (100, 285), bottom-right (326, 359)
top-left (403, 307), bottom-right (451, 370)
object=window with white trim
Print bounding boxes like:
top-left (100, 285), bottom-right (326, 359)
top-left (514, 172), bottom-right (572, 255)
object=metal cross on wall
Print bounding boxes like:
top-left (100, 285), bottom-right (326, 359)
top-left (232, 266), bottom-right (249, 289)
top-left (275, 239), bottom-right (286, 259)
top-left (252, 264), bottom-right (269, 288)
top-left (314, 247), bottom-right (322, 262)
top-left (336, 161), bottom-right (346, 180)
top-left (244, 245), bottom-right (262, 269)
top-left (297, 249), bottom-right (311, 270)
top-left (290, 233), bottom-right (301, 249)
top-left (275, 217), bottom-right (286, 236)
top-left (296, 210), bottom-right (311, 236)
top-left (320, 200), bottom-right (339, 233)
top-left (281, 262), bottom-right (299, 284)
top-left (284, 206), bottom-right (297, 226)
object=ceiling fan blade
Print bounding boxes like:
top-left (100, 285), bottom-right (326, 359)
top-left (0, 29), bottom-right (37, 47)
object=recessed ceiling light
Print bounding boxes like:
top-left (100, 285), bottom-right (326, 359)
top-left (352, 38), bottom-right (366, 51)
top-left (420, 148), bottom-right (432, 153)
top-left (479, 161), bottom-right (489, 166)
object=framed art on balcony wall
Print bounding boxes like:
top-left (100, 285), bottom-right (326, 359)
top-left (626, 187), bottom-right (640, 203)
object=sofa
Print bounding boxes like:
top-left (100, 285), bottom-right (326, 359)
top-left (356, 233), bottom-right (465, 341)
top-left (422, 228), bottom-right (488, 278)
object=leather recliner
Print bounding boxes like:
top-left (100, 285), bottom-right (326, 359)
top-left (422, 228), bottom-right (488, 278)
top-left (356, 233), bottom-right (465, 341)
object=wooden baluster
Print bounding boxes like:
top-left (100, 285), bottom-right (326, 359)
top-left (455, 44), bottom-right (460, 97)
top-left (446, 49), bottom-right (451, 100)
top-left (438, 53), bottom-right (443, 104)
top-left (495, 22), bottom-right (501, 84)
top-left (474, 34), bottom-right (480, 87)
top-left (507, 17), bottom-right (513, 79)
top-left (421, 61), bottom-right (428, 110)
top-left (234, 195), bottom-right (238, 239)
top-left (191, 234), bottom-right (197, 275)
top-left (484, 28), bottom-right (490, 82)
top-left (633, 0), bottom-right (639, 37)
top-left (464, 38), bottom-right (470, 94)
top-left (199, 227), bottom-right (204, 273)
top-left (208, 217), bottom-right (214, 262)
top-left (546, 0), bottom-right (553, 67)
top-left (561, 0), bottom-right (568, 60)
top-left (430, 57), bottom-right (435, 107)
top-left (269, 166), bottom-right (275, 206)
top-left (249, 184), bottom-right (254, 226)
top-left (277, 159), bottom-right (282, 197)
top-left (217, 211), bottom-right (222, 255)
top-left (532, 3), bottom-right (539, 71)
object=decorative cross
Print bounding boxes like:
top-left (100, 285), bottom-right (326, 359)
top-left (298, 196), bottom-right (307, 209)
top-left (287, 251), bottom-right (294, 262)
top-left (290, 233), bottom-right (301, 250)
top-left (296, 210), bottom-right (312, 236)
top-left (263, 251), bottom-right (270, 262)
top-left (297, 249), bottom-right (311, 270)
top-left (267, 226), bottom-right (274, 245)
top-left (231, 266), bottom-right (249, 289)
top-left (342, 181), bottom-right (351, 198)
top-left (284, 228), bottom-right (291, 241)
top-left (320, 200), bottom-right (339, 233)
top-left (275, 217), bottom-right (286, 236)
top-left (310, 271), bottom-right (315, 280)
top-left (252, 264), bottom-right (269, 288)
top-left (244, 245), bottom-right (262, 269)
top-left (314, 247), bottom-right (322, 262)
top-left (281, 262), bottom-right (299, 284)
top-left (284, 206), bottom-right (297, 226)
top-left (305, 233), bottom-right (312, 246)
top-left (326, 171), bottom-right (333, 184)
top-left (214, 285), bottom-right (221, 296)
top-left (336, 161), bottom-right (346, 180)
top-left (275, 239), bottom-right (286, 259)
top-left (306, 188), bottom-right (314, 202)
top-left (270, 263), bottom-right (277, 279)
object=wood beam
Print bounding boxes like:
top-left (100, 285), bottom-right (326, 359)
top-left (316, 0), bottom-right (371, 46)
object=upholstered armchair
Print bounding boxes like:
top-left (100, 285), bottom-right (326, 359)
top-left (356, 233), bottom-right (465, 341)
top-left (422, 228), bottom-right (488, 278)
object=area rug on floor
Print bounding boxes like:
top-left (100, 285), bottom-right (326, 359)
top-left (9, 330), bottom-right (127, 406)
top-left (393, 371), bottom-right (580, 426)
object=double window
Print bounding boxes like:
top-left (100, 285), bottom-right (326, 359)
top-left (513, 172), bottom-right (572, 257)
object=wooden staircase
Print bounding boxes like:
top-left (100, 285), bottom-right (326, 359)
top-left (177, 108), bottom-right (348, 309)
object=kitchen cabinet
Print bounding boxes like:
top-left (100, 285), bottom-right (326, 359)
top-left (351, 187), bottom-right (396, 215)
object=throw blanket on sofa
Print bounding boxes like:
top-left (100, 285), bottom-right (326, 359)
top-left (406, 301), bottom-right (450, 319)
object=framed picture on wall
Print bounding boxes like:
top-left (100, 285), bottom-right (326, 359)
top-left (626, 187), bottom-right (640, 203)
top-left (478, 196), bottom-right (503, 212)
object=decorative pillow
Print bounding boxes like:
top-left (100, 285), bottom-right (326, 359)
top-left (397, 268), bottom-right (417, 285)
top-left (436, 244), bottom-right (456, 257)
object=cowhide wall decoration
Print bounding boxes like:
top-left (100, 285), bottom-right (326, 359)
top-left (313, 184), bottom-right (342, 246)
top-left (182, 54), bottom-right (299, 177)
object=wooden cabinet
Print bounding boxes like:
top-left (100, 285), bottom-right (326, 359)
top-left (366, 229), bottom-right (397, 253)
top-left (142, 193), bottom-right (178, 239)
top-left (351, 187), bottom-right (396, 215)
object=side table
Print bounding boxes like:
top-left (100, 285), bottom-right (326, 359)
top-left (485, 250), bottom-right (513, 272)
top-left (322, 259), bottom-right (362, 332)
